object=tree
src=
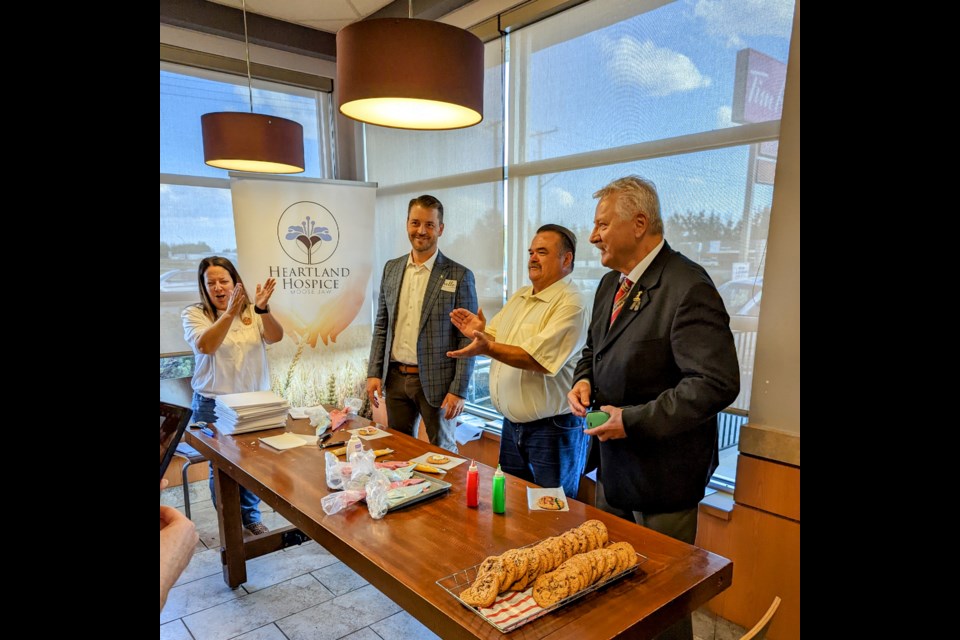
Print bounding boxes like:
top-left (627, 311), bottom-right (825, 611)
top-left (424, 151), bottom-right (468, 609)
top-left (664, 210), bottom-right (737, 245)
top-left (169, 241), bottom-right (213, 256)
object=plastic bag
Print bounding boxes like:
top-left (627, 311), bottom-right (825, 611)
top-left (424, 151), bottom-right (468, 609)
top-left (377, 464), bottom-right (415, 483)
top-left (323, 446), bottom-right (395, 519)
top-left (365, 470), bottom-right (391, 519)
top-left (305, 405), bottom-right (331, 432)
top-left (342, 396), bottom-right (363, 413)
top-left (346, 449), bottom-right (377, 491)
top-left (325, 451), bottom-right (348, 490)
top-left (329, 397), bottom-right (364, 431)
top-left (321, 489), bottom-right (365, 515)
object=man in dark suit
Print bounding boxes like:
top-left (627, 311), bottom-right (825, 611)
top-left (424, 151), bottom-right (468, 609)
top-left (568, 176), bottom-right (739, 640)
top-left (366, 195), bottom-right (477, 452)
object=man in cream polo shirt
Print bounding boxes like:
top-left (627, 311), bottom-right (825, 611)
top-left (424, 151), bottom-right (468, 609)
top-left (449, 224), bottom-right (589, 497)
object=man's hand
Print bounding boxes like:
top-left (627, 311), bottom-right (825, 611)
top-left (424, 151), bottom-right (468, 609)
top-left (160, 504), bottom-right (198, 611)
top-left (567, 379), bottom-right (592, 417)
top-left (447, 330), bottom-right (491, 358)
top-left (450, 308), bottom-right (486, 338)
top-left (441, 393), bottom-right (465, 420)
top-left (366, 377), bottom-right (382, 409)
top-left (584, 405), bottom-right (627, 441)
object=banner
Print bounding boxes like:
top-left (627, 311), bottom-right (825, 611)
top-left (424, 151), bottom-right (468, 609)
top-left (231, 176), bottom-right (377, 409)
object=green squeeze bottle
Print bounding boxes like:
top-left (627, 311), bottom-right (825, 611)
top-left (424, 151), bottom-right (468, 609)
top-left (492, 464), bottom-right (506, 514)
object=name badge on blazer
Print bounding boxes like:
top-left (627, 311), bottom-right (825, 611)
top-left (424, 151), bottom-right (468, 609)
top-left (441, 279), bottom-right (457, 293)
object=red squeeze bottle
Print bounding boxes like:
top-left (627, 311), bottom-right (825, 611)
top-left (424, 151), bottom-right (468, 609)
top-left (466, 460), bottom-right (479, 508)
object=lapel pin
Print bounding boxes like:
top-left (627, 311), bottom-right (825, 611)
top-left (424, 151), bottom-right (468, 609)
top-left (629, 290), bottom-right (643, 311)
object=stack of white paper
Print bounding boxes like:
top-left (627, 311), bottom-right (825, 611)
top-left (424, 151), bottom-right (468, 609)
top-left (215, 391), bottom-right (290, 434)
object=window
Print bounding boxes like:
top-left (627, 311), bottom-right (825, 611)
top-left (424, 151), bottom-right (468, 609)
top-left (160, 64), bottom-right (335, 179)
top-left (365, 42), bottom-right (506, 412)
top-left (160, 63), bottom-right (336, 367)
top-left (364, 0), bottom-right (795, 486)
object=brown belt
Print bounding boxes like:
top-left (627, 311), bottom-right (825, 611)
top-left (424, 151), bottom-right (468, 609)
top-left (395, 363), bottom-right (419, 375)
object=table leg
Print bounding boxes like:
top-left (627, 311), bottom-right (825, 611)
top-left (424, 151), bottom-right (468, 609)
top-left (212, 463), bottom-right (247, 588)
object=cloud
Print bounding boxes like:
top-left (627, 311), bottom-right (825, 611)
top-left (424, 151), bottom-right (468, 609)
top-left (602, 36), bottom-right (711, 97)
top-left (551, 187), bottom-right (576, 207)
top-left (716, 105), bottom-right (735, 128)
top-left (693, 0), bottom-right (794, 47)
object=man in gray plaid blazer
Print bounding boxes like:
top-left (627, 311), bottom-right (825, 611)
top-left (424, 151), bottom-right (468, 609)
top-left (366, 195), bottom-right (477, 452)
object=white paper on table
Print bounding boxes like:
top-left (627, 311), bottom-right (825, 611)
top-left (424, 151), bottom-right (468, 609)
top-left (408, 452), bottom-right (467, 470)
top-left (347, 425), bottom-right (391, 441)
top-left (259, 432), bottom-right (310, 451)
top-left (526, 487), bottom-right (570, 511)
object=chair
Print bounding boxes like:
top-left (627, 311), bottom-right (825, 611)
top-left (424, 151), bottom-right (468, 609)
top-left (741, 596), bottom-right (781, 640)
top-left (175, 442), bottom-right (207, 520)
top-left (161, 376), bottom-right (206, 520)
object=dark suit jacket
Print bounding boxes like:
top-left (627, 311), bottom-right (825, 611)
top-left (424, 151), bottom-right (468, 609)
top-left (573, 242), bottom-right (739, 513)
top-left (367, 250), bottom-right (477, 407)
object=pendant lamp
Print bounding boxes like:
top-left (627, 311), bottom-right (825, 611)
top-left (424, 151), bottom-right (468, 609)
top-left (336, 16), bottom-right (484, 130)
top-left (201, 0), bottom-right (305, 174)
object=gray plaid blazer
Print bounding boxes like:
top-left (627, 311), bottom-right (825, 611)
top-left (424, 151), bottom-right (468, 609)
top-left (367, 251), bottom-right (477, 406)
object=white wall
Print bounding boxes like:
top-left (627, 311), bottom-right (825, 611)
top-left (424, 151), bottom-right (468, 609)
top-left (741, 1), bottom-right (800, 464)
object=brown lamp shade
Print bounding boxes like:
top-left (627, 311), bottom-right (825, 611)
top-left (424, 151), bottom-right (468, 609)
top-left (337, 19), bottom-right (484, 130)
top-left (201, 112), bottom-right (305, 174)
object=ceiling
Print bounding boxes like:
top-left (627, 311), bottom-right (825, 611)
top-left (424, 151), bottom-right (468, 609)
top-left (206, 0), bottom-right (392, 34)
top-left (160, 0), bottom-right (479, 61)
top-left (206, 0), bottom-right (474, 34)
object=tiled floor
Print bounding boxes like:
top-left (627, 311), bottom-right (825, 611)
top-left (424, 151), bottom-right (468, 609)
top-left (160, 481), bottom-right (744, 640)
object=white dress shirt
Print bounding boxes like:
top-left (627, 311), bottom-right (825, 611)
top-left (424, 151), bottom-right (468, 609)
top-left (391, 250), bottom-right (438, 365)
top-left (625, 238), bottom-right (665, 284)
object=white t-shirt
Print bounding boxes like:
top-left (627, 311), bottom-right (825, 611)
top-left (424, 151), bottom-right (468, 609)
top-left (486, 276), bottom-right (589, 424)
top-left (182, 305), bottom-right (270, 398)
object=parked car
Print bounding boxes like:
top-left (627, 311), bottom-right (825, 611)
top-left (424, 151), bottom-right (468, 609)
top-left (160, 269), bottom-right (200, 305)
top-left (717, 277), bottom-right (762, 317)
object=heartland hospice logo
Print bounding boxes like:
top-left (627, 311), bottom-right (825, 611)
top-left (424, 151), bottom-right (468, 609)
top-left (273, 201), bottom-right (349, 295)
top-left (277, 201), bottom-right (340, 265)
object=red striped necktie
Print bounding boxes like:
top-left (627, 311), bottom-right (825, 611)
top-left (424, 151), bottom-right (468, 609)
top-left (610, 277), bottom-right (633, 326)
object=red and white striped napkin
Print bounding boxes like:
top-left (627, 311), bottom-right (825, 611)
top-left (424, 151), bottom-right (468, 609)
top-left (478, 589), bottom-right (545, 629)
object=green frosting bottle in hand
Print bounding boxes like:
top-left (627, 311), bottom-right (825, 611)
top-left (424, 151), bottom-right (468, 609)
top-left (492, 464), bottom-right (506, 514)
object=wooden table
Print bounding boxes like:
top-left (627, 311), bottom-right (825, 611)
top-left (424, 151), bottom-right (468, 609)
top-left (186, 416), bottom-right (732, 639)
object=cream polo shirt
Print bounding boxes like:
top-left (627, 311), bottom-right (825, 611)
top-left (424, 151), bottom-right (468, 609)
top-left (182, 305), bottom-right (270, 398)
top-left (391, 249), bottom-right (438, 365)
top-left (486, 276), bottom-right (589, 424)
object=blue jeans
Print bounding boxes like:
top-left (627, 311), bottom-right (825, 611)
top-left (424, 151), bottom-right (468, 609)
top-left (499, 413), bottom-right (588, 498)
top-left (192, 393), bottom-right (262, 526)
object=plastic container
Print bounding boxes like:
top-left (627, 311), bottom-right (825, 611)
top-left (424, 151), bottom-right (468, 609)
top-left (466, 460), bottom-right (479, 508)
top-left (492, 464), bottom-right (505, 514)
top-left (347, 434), bottom-right (364, 462)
